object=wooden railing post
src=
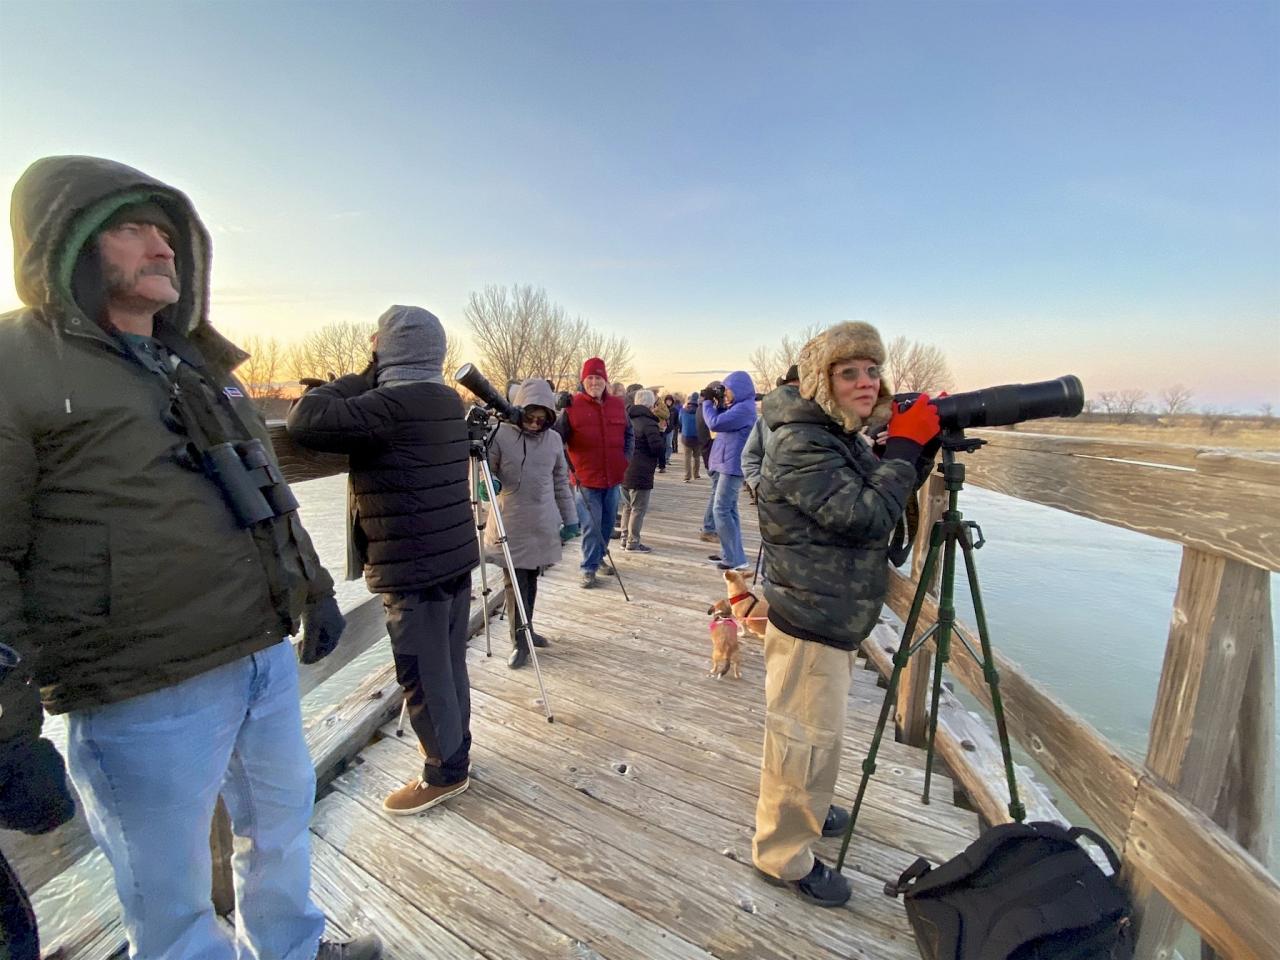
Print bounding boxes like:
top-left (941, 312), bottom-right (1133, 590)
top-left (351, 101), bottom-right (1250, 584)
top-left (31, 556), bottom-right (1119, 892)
top-left (1129, 546), bottom-right (1274, 959)
top-left (896, 472), bottom-right (945, 746)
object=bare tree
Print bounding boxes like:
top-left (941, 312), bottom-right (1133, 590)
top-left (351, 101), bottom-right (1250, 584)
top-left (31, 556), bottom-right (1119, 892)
top-left (1114, 388), bottom-right (1149, 424)
top-left (1260, 401), bottom-right (1275, 427)
top-left (464, 284), bottom-right (543, 386)
top-left (1201, 405), bottom-right (1227, 435)
top-left (232, 334), bottom-right (286, 399)
top-left (289, 321), bottom-right (376, 381)
top-left (749, 323), bottom-right (823, 389)
top-left (883, 336), bottom-right (954, 394)
top-left (1159, 384), bottom-right (1194, 417)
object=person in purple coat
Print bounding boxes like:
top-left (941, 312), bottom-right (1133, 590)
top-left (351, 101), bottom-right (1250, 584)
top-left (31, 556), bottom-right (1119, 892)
top-left (702, 370), bottom-right (757, 570)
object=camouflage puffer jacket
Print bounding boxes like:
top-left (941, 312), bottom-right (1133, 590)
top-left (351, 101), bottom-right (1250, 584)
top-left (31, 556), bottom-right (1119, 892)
top-left (758, 384), bottom-right (919, 650)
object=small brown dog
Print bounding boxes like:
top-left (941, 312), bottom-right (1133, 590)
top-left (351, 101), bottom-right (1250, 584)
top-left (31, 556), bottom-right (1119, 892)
top-left (720, 569), bottom-right (769, 639)
top-left (704, 604), bottom-right (742, 679)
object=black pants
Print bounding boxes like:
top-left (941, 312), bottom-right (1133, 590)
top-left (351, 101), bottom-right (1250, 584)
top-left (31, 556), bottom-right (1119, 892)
top-left (383, 578), bottom-right (473, 786)
top-left (504, 567), bottom-right (540, 648)
top-left (1, 848), bottom-right (38, 960)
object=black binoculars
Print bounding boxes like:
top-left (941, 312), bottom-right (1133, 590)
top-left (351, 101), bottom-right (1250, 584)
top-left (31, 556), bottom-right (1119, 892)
top-left (202, 439), bottom-right (299, 528)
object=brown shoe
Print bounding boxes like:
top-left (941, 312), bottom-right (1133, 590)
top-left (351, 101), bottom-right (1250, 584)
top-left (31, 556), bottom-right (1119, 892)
top-left (382, 776), bottom-right (469, 815)
top-left (699, 531), bottom-right (719, 543)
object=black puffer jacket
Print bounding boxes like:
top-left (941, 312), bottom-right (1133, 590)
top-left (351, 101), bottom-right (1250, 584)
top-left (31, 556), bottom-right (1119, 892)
top-left (623, 405), bottom-right (666, 490)
top-left (758, 385), bottom-right (919, 650)
top-left (286, 374), bottom-right (478, 592)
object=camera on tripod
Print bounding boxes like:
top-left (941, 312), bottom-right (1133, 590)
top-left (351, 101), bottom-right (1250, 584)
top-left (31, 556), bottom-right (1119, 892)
top-left (202, 438), bottom-right (299, 528)
top-left (455, 363), bottom-right (523, 424)
top-left (895, 374), bottom-right (1083, 433)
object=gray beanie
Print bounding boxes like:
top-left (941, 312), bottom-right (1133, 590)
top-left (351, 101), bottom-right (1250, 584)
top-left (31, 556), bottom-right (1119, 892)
top-left (375, 305), bottom-right (447, 385)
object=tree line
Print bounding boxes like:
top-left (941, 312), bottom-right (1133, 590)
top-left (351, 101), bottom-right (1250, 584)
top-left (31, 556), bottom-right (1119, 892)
top-left (228, 283), bottom-right (633, 400)
top-left (748, 326), bottom-right (954, 395)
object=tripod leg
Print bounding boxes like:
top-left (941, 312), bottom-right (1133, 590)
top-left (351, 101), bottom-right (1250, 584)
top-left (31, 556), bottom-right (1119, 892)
top-left (751, 542), bottom-right (764, 586)
top-left (837, 527), bottom-right (944, 871)
top-left (922, 530), bottom-right (959, 805)
top-left (959, 535), bottom-right (1025, 822)
top-left (469, 462), bottom-right (493, 657)
top-left (395, 697), bottom-right (408, 737)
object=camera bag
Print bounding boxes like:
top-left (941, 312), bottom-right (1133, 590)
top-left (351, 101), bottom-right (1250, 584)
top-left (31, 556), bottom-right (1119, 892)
top-left (886, 820), bottom-right (1133, 960)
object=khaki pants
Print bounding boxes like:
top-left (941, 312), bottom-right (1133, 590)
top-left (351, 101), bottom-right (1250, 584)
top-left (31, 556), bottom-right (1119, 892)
top-left (752, 620), bottom-right (856, 880)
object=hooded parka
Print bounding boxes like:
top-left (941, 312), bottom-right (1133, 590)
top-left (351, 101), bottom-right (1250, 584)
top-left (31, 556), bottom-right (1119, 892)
top-left (0, 156), bottom-right (333, 716)
top-left (482, 379), bottom-right (576, 570)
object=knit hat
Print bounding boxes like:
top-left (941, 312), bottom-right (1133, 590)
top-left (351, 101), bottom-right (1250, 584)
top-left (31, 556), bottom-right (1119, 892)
top-left (797, 321), bottom-right (892, 432)
top-left (375, 305), bottom-right (447, 385)
top-left (100, 200), bottom-right (179, 240)
top-left (581, 357), bottom-right (608, 381)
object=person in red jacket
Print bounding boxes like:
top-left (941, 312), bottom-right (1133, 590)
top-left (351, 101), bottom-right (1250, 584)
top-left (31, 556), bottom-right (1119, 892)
top-left (554, 357), bottom-right (634, 588)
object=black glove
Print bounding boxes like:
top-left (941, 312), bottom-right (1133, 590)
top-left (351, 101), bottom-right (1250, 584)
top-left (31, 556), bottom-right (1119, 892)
top-left (0, 737), bottom-right (76, 834)
top-left (298, 594), bottom-right (346, 664)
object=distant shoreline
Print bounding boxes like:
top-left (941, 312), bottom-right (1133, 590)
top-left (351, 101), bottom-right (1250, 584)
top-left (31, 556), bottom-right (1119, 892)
top-left (992, 415), bottom-right (1280, 452)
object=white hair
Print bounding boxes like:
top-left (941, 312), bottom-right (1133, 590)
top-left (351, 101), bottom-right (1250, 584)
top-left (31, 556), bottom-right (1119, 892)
top-left (635, 389), bottom-right (656, 407)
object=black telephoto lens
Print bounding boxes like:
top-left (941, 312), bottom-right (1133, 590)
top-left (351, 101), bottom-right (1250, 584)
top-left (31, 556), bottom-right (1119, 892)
top-left (455, 364), bottom-right (523, 422)
top-left (900, 375), bottom-right (1084, 431)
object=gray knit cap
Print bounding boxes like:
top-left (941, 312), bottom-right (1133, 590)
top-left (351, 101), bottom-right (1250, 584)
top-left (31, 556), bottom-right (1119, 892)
top-left (375, 305), bottom-right (447, 385)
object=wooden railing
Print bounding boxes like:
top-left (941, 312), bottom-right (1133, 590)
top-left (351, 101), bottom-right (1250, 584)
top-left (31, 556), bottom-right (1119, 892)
top-left (870, 430), bottom-right (1278, 960)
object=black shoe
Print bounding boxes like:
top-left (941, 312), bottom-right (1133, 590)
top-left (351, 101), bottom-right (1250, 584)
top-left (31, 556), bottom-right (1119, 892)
top-left (530, 631), bottom-right (549, 648)
top-left (822, 805), bottom-right (850, 838)
top-left (756, 858), bottom-right (851, 908)
top-left (708, 554), bottom-right (723, 562)
top-left (508, 644), bottom-right (529, 669)
top-left (316, 935), bottom-right (384, 960)
top-left (627, 543), bottom-right (653, 553)
top-left (611, 529), bottom-right (622, 540)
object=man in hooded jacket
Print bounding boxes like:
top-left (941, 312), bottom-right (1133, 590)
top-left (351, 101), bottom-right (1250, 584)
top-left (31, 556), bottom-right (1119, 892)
top-left (0, 156), bottom-right (378, 959)
top-left (287, 306), bottom-right (480, 818)
top-left (752, 321), bottom-right (939, 908)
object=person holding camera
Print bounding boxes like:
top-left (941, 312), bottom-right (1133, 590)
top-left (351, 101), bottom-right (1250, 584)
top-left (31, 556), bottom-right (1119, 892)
top-left (701, 371), bottom-right (757, 571)
top-left (1, 156), bottom-right (377, 960)
top-left (480, 378), bottom-right (579, 669)
top-left (554, 357), bottom-right (634, 588)
top-left (287, 305), bottom-right (480, 819)
top-left (752, 321), bottom-right (939, 908)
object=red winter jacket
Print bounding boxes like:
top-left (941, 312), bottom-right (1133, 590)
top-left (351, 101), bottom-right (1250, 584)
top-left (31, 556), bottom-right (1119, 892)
top-left (557, 391), bottom-right (632, 488)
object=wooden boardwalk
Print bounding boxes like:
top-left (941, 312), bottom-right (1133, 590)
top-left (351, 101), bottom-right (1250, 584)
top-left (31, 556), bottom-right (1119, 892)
top-left (306, 469), bottom-right (979, 959)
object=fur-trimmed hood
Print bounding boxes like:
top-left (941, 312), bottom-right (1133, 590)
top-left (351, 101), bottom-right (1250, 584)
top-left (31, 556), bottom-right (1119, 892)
top-left (796, 321), bottom-right (893, 433)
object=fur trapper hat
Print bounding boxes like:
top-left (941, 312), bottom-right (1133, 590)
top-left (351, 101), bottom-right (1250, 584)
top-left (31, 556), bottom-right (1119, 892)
top-left (797, 321), bottom-right (894, 432)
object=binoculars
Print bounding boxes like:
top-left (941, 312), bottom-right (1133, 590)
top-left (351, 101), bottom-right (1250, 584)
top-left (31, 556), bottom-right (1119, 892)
top-left (202, 439), bottom-right (299, 528)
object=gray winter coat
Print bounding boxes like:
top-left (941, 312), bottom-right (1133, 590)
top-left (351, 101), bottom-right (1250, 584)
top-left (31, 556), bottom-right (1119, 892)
top-left (483, 379), bottom-right (576, 570)
top-left (758, 384), bottom-right (919, 650)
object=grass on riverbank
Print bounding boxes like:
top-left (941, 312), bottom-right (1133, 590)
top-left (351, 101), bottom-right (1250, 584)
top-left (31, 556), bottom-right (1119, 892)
top-left (998, 415), bottom-right (1280, 452)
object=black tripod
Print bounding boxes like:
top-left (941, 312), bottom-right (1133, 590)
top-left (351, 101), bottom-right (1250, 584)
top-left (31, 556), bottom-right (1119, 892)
top-left (836, 432), bottom-right (1024, 871)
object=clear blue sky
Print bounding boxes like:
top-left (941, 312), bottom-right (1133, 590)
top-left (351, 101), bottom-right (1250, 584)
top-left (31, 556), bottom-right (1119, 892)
top-left (2, 0), bottom-right (1277, 407)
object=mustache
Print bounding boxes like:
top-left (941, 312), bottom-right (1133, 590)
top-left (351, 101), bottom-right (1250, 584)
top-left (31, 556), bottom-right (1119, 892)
top-left (140, 263), bottom-right (179, 283)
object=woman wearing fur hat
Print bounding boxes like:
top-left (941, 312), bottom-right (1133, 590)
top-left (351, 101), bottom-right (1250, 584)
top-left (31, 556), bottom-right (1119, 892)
top-left (483, 379), bottom-right (579, 668)
top-left (752, 321), bottom-right (940, 907)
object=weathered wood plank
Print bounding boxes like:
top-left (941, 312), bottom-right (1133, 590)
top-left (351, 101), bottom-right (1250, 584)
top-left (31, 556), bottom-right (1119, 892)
top-left (1133, 549), bottom-right (1275, 958)
top-left (268, 421), bottom-right (349, 484)
top-left (1126, 779), bottom-right (1280, 960)
top-left (899, 473), bottom-right (945, 747)
top-left (961, 431), bottom-right (1280, 571)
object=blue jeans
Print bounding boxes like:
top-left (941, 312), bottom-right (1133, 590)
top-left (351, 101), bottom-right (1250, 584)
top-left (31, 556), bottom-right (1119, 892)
top-left (578, 484), bottom-right (621, 573)
top-left (713, 472), bottom-right (748, 567)
top-left (67, 640), bottom-right (324, 960)
top-left (702, 471), bottom-right (720, 533)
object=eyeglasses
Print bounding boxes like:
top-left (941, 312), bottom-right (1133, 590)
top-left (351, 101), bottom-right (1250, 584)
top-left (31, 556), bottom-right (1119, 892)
top-left (833, 364), bottom-right (882, 383)
top-left (522, 413), bottom-right (550, 428)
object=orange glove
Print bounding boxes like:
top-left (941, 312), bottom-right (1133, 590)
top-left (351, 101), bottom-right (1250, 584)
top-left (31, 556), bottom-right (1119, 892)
top-left (887, 393), bottom-right (941, 446)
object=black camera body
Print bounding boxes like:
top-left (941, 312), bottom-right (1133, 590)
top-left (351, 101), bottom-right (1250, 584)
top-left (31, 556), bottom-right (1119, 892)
top-left (202, 438), bottom-right (299, 528)
top-left (895, 375), bottom-right (1084, 431)
top-left (702, 382), bottom-right (726, 405)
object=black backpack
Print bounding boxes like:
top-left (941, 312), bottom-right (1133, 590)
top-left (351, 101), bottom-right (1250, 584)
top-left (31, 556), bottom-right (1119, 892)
top-left (886, 821), bottom-right (1134, 960)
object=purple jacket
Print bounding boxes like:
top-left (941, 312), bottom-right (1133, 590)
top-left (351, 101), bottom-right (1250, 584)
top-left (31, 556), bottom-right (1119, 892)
top-left (702, 370), bottom-right (757, 477)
